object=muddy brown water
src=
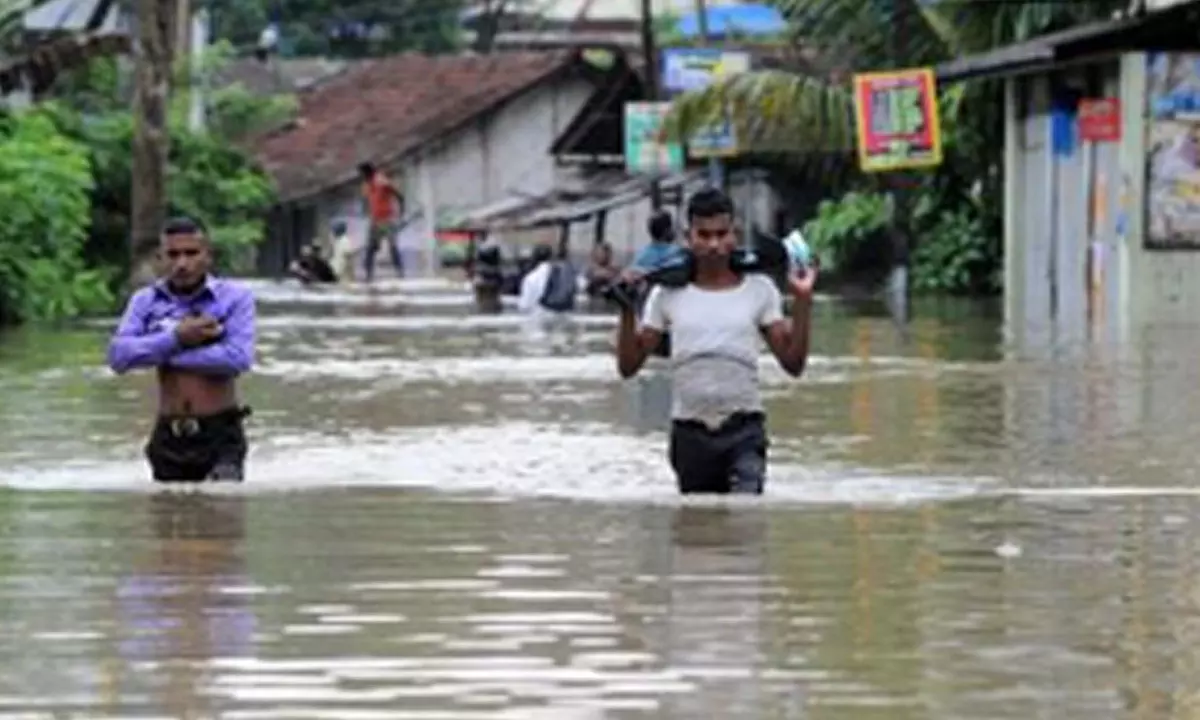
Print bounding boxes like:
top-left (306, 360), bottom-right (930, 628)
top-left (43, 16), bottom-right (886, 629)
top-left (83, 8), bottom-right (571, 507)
top-left (0, 278), bottom-right (1199, 718)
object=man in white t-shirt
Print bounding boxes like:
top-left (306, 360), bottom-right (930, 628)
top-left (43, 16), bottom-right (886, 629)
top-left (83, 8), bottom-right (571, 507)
top-left (518, 243), bottom-right (577, 318)
top-left (615, 188), bottom-right (816, 494)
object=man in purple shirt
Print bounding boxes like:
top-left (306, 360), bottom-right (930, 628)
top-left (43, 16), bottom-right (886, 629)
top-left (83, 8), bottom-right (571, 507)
top-left (107, 217), bottom-right (257, 482)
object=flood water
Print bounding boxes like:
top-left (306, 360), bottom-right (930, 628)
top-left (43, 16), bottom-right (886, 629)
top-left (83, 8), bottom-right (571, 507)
top-left (1, 278), bottom-right (1200, 718)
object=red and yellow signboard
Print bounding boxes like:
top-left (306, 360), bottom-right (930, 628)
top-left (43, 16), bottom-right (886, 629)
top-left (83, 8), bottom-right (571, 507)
top-left (852, 68), bottom-right (943, 173)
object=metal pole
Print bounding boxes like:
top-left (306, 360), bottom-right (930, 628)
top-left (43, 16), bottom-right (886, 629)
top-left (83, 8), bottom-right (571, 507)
top-left (640, 0), bottom-right (663, 209)
top-left (692, 0), bottom-right (724, 189)
top-left (887, 0), bottom-right (910, 330)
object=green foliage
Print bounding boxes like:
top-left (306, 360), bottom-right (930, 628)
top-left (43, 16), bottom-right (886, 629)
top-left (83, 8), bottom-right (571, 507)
top-left (910, 200), bottom-right (998, 295)
top-left (38, 54), bottom-right (279, 284)
top-left (802, 191), bottom-right (889, 273)
top-left (653, 12), bottom-right (682, 42)
top-left (170, 122), bottom-right (277, 269)
top-left (183, 40), bottom-right (297, 138)
top-left (0, 41), bottom-right (279, 327)
top-left (0, 108), bottom-right (113, 324)
top-left (905, 85), bottom-right (1003, 295)
top-left (207, 82), bottom-right (298, 139)
top-left (49, 107), bottom-right (275, 280)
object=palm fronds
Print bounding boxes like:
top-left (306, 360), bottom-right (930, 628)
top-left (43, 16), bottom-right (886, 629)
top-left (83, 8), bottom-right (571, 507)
top-left (662, 69), bottom-right (855, 154)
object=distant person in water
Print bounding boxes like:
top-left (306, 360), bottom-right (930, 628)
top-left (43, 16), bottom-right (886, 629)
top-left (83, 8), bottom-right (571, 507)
top-left (632, 209), bottom-right (683, 270)
top-left (288, 243), bottom-right (338, 285)
top-left (584, 241), bottom-right (620, 299)
top-left (107, 217), bottom-right (257, 483)
top-left (359, 161), bottom-right (405, 282)
top-left (518, 243), bottom-right (578, 318)
top-left (472, 235), bottom-right (504, 313)
top-left (328, 220), bottom-right (356, 284)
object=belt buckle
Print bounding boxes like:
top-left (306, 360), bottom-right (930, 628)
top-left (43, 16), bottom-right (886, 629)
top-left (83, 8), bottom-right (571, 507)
top-left (169, 417), bottom-right (200, 437)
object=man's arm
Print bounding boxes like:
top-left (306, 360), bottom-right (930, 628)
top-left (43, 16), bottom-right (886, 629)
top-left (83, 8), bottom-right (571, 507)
top-left (164, 290), bottom-right (256, 376)
top-left (360, 181), bottom-right (372, 216)
top-left (107, 291), bottom-right (179, 374)
top-left (762, 274), bottom-right (814, 377)
top-left (616, 285), bottom-right (665, 378)
top-left (391, 184), bottom-right (405, 215)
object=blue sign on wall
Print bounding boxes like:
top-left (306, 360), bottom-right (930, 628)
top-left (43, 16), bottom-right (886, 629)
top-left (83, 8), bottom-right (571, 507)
top-left (659, 48), bottom-right (751, 96)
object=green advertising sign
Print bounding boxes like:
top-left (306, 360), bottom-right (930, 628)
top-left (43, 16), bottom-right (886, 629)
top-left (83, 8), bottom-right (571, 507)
top-left (624, 102), bottom-right (685, 175)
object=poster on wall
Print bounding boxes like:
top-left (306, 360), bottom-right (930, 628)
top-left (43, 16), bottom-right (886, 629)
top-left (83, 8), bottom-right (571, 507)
top-left (851, 67), bottom-right (943, 172)
top-left (1079, 98), bottom-right (1121, 142)
top-left (1146, 52), bottom-right (1200, 248)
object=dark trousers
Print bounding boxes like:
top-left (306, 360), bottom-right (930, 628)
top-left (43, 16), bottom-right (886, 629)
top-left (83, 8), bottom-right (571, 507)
top-left (364, 222), bottom-right (402, 281)
top-left (145, 406), bottom-right (250, 483)
top-left (669, 412), bottom-right (767, 495)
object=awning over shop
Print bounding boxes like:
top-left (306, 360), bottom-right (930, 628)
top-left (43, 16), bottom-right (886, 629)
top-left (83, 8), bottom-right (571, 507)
top-left (516, 172), bottom-right (701, 227)
top-left (455, 193), bottom-right (549, 229)
top-left (446, 170), bottom-right (704, 232)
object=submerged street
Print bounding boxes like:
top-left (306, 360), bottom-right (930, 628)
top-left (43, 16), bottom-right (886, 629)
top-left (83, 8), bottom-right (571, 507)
top-left (0, 279), bottom-right (1199, 718)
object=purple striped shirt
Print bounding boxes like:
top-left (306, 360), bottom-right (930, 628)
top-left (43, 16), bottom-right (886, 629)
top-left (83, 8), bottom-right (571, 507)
top-left (106, 276), bottom-right (256, 377)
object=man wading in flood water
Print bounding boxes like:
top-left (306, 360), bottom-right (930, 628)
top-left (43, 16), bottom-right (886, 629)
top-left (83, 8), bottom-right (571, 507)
top-left (107, 217), bottom-right (256, 482)
top-left (615, 188), bottom-right (816, 494)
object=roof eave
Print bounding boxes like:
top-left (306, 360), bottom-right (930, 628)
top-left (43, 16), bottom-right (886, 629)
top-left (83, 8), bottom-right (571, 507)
top-left (936, 1), bottom-right (1200, 84)
top-left (936, 50), bottom-right (1056, 84)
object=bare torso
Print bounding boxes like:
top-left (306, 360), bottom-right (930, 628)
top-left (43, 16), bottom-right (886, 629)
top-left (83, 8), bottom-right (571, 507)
top-left (156, 369), bottom-right (238, 416)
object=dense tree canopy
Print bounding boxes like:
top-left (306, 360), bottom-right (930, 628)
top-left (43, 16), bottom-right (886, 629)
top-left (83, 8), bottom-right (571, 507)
top-left (204, 0), bottom-right (467, 57)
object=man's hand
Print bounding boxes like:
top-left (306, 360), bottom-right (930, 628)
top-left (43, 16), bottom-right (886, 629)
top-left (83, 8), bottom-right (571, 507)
top-left (175, 314), bottom-right (223, 347)
top-left (618, 267), bottom-right (646, 285)
top-left (787, 260), bottom-right (819, 299)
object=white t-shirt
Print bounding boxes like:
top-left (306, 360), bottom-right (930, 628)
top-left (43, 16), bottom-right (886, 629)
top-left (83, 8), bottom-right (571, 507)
top-left (517, 262), bottom-right (551, 314)
top-left (332, 232), bottom-right (355, 257)
top-left (641, 274), bottom-right (784, 427)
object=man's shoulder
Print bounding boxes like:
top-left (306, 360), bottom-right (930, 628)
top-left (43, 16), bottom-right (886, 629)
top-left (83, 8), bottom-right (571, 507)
top-left (125, 285), bottom-right (161, 308)
top-left (743, 273), bottom-right (783, 300)
top-left (519, 264), bottom-right (545, 290)
top-left (744, 272), bottom-right (778, 291)
top-left (210, 277), bottom-right (257, 303)
top-left (646, 283), bottom-right (683, 303)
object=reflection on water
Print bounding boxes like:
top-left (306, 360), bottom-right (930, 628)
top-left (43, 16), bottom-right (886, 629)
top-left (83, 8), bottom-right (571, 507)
top-left (2, 279), bottom-right (1200, 717)
top-left (113, 493), bottom-right (254, 717)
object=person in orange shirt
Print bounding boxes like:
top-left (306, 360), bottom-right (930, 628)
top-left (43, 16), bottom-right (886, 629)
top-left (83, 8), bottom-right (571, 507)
top-left (358, 162), bottom-right (405, 282)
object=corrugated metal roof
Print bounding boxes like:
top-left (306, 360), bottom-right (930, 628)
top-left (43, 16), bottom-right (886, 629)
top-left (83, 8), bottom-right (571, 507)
top-left (23, 0), bottom-right (118, 32)
top-left (936, 1), bottom-right (1200, 83)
